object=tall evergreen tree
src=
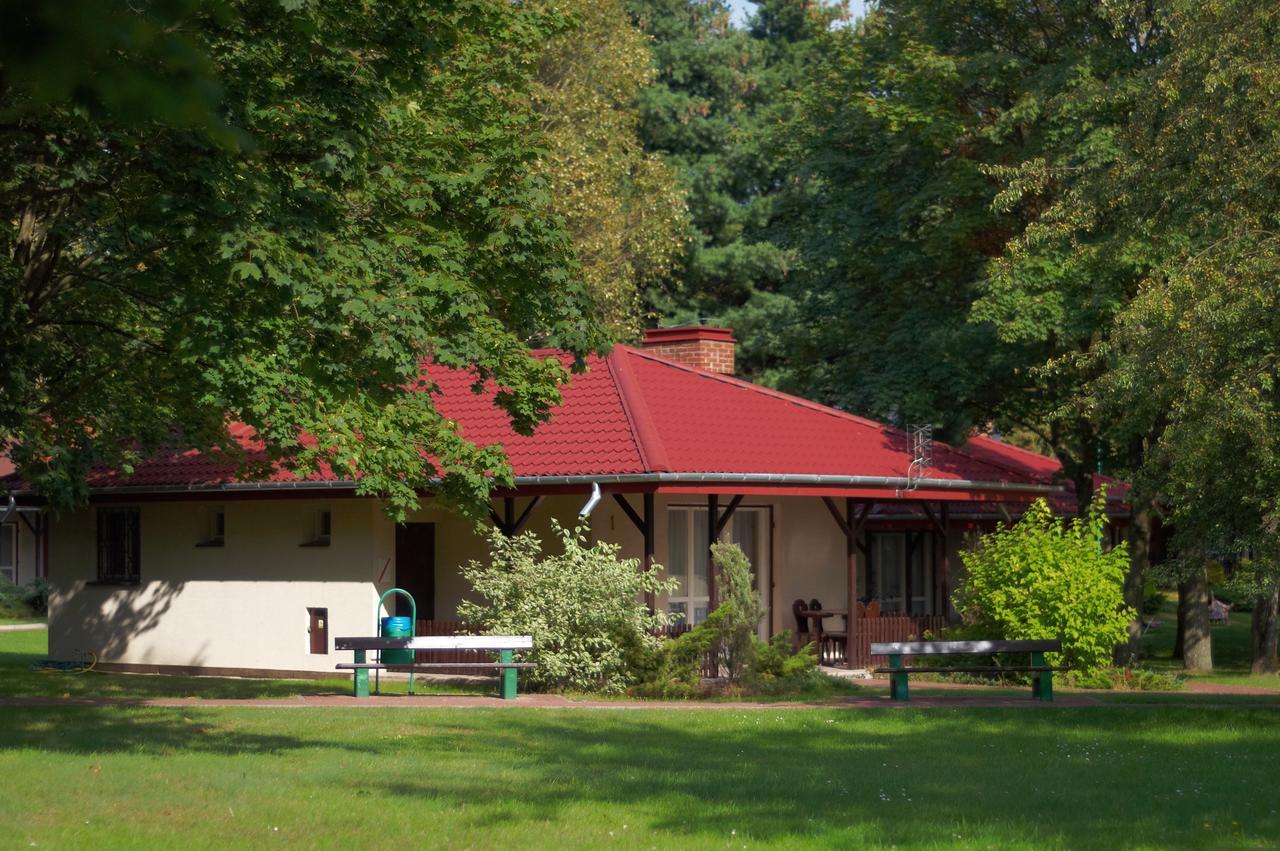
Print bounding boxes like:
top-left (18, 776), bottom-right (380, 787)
top-left (628, 0), bottom-right (840, 380)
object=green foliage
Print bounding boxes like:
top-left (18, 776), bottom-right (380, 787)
top-left (0, 576), bottom-right (45, 618)
top-left (533, 0), bottom-right (689, 339)
top-left (635, 542), bottom-right (817, 697)
top-left (708, 541), bottom-right (763, 682)
top-left (1, 0), bottom-right (606, 521)
top-left (1066, 667), bottom-right (1182, 692)
top-left (957, 496), bottom-right (1134, 673)
top-left (629, 0), bottom-right (840, 379)
top-left (458, 522), bottom-right (676, 694)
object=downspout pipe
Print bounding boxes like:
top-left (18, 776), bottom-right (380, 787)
top-left (578, 481), bottom-right (602, 518)
top-left (1, 494), bottom-right (14, 524)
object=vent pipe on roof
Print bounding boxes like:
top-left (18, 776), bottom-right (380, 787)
top-left (578, 481), bottom-right (602, 518)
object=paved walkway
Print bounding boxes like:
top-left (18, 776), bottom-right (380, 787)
top-left (0, 623), bottom-right (47, 633)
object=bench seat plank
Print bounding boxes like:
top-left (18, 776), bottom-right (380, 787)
top-left (872, 665), bottom-right (1065, 675)
top-left (870, 639), bottom-right (1061, 656)
top-left (336, 662), bottom-right (537, 670)
top-left (335, 635), bottom-right (533, 652)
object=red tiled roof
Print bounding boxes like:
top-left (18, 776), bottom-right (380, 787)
top-left (3, 346), bottom-right (1055, 497)
top-left (956, 434), bottom-right (1130, 514)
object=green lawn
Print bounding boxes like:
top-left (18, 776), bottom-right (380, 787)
top-left (0, 616), bottom-right (46, 626)
top-left (1, 629), bottom-right (1279, 847)
top-left (2, 703), bottom-right (1279, 848)
top-left (1140, 593), bottom-right (1280, 690)
top-left (0, 628), bottom-right (488, 700)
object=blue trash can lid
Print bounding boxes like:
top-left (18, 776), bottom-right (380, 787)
top-left (381, 616), bottom-right (413, 629)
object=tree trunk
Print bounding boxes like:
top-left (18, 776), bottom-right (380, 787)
top-left (1172, 581), bottom-right (1187, 660)
top-left (1182, 566), bottom-right (1213, 672)
top-left (1251, 588), bottom-right (1279, 675)
top-left (1116, 500), bottom-right (1152, 666)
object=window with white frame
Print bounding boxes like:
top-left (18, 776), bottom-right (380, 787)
top-left (666, 506), bottom-right (769, 628)
top-left (0, 522), bottom-right (15, 584)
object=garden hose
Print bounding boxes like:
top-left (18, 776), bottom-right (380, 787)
top-left (31, 649), bottom-right (98, 674)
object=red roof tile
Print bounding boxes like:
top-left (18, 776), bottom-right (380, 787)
top-left (3, 346), bottom-right (1057, 496)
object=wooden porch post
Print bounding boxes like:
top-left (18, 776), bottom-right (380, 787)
top-left (707, 493), bottom-right (718, 610)
top-left (845, 497), bottom-right (857, 671)
top-left (643, 492), bottom-right (656, 614)
top-left (940, 502), bottom-right (951, 620)
top-left (611, 492), bottom-right (657, 614)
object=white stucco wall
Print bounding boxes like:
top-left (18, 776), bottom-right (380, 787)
top-left (46, 490), bottom-right (948, 674)
top-left (48, 498), bottom-right (393, 673)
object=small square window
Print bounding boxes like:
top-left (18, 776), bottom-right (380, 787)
top-left (196, 506), bottom-right (225, 547)
top-left (301, 508), bottom-right (332, 547)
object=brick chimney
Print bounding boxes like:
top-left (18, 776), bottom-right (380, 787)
top-left (641, 326), bottom-right (736, 375)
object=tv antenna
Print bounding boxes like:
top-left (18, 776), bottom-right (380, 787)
top-left (904, 424), bottom-right (933, 492)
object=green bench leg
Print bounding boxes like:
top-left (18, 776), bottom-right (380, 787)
top-left (500, 649), bottom-right (517, 700)
top-left (353, 649), bottom-right (369, 699)
top-left (1031, 652), bottom-right (1053, 702)
top-left (889, 654), bottom-right (909, 702)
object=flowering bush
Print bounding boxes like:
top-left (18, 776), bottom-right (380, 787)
top-left (458, 521), bottom-right (676, 693)
top-left (956, 495), bottom-right (1134, 673)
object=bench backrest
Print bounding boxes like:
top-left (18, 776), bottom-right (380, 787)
top-left (869, 639), bottom-right (1062, 656)
top-left (334, 635), bottom-right (533, 652)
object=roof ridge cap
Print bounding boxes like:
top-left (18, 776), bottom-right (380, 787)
top-left (607, 347), bottom-right (670, 473)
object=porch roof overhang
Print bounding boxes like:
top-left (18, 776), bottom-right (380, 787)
top-left (44, 470), bottom-right (1057, 504)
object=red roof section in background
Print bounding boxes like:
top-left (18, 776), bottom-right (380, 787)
top-left (3, 346), bottom-right (1057, 496)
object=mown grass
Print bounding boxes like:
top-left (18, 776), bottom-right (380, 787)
top-left (0, 628), bottom-right (489, 700)
top-left (1140, 593), bottom-right (1280, 691)
top-left (1, 703), bottom-right (1279, 848)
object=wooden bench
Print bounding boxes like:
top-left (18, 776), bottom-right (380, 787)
top-left (870, 640), bottom-right (1065, 702)
top-left (334, 635), bottom-right (534, 700)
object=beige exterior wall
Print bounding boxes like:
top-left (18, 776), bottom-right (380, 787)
top-left (48, 498), bottom-right (393, 673)
top-left (45, 490), bottom-right (946, 674)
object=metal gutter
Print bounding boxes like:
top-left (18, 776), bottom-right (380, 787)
top-left (4, 471), bottom-right (1060, 498)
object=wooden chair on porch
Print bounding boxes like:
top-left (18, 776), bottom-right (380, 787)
top-left (809, 598), bottom-right (847, 666)
top-left (792, 599), bottom-right (813, 649)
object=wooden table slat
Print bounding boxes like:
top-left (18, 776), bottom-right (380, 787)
top-left (868, 639), bottom-right (1062, 656)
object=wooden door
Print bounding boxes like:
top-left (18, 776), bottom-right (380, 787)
top-left (394, 523), bottom-right (435, 620)
top-left (308, 607), bottom-right (328, 655)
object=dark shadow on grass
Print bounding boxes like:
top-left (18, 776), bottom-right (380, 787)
top-left (0, 705), bottom-right (375, 757)
top-left (356, 707), bottom-right (1280, 847)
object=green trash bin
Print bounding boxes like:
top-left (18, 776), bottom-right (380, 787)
top-left (380, 616), bottom-right (414, 664)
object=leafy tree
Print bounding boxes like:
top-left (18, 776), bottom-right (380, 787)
top-left (956, 496), bottom-right (1134, 673)
top-left (458, 522), bottom-right (676, 693)
top-left (628, 0), bottom-right (839, 378)
top-left (1, 0), bottom-right (605, 520)
top-left (533, 0), bottom-right (690, 339)
top-left (776, 1), bottom-right (1166, 660)
top-left (1079, 0), bottom-right (1280, 673)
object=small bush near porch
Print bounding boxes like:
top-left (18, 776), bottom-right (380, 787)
top-left (956, 496), bottom-right (1133, 673)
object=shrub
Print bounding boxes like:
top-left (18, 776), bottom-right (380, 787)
top-left (1066, 667), bottom-right (1183, 691)
top-left (956, 495), bottom-right (1134, 673)
top-left (458, 521), bottom-right (676, 694)
top-left (0, 577), bottom-right (46, 619)
top-left (23, 578), bottom-right (49, 615)
top-left (633, 543), bottom-right (818, 697)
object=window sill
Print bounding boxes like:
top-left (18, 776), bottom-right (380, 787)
top-left (299, 539), bottom-right (331, 548)
top-left (86, 580), bottom-right (141, 588)
top-left (195, 540), bottom-right (225, 548)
